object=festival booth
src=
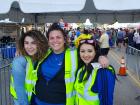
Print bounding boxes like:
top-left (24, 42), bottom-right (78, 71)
top-left (83, 18), bottom-right (93, 29)
top-left (0, 19), bottom-right (20, 59)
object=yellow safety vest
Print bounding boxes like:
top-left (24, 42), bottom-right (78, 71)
top-left (65, 48), bottom-right (78, 105)
top-left (10, 56), bottom-right (36, 101)
top-left (10, 50), bottom-right (52, 101)
top-left (74, 63), bottom-right (100, 105)
top-left (25, 48), bottom-right (78, 104)
top-left (25, 49), bottom-right (52, 101)
top-left (10, 48), bottom-right (78, 104)
top-left (74, 63), bottom-right (115, 105)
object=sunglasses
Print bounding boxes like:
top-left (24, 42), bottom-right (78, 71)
top-left (80, 39), bottom-right (95, 44)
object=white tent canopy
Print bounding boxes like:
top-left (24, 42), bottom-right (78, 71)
top-left (0, 0), bottom-right (140, 14)
top-left (1, 0), bottom-right (140, 24)
top-left (93, 0), bottom-right (140, 10)
top-left (0, 0), bottom-right (86, 13)
top-left (0, 18), bottom-right (17, 23)
top-left (84, 18), bottom-right (93, 26)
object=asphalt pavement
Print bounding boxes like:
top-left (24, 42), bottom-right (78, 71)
top-left (109, 48), bottom-right (140, 105)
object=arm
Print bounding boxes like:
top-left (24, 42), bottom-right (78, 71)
top-left (11, 56), bottom-right (29, 105)
top-left (91, 68), bottom-right (116, 105)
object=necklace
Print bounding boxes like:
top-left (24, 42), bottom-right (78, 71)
top-left (55, 57), bottom-right (63, 65)
top-left (52, 52), bottom-right (64, 66)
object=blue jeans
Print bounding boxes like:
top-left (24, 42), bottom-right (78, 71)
top-left (11, 56), bottom-right (29, 105)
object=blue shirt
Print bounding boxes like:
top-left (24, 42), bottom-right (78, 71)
top-left (117, 31), bottom-right (124, 39)
top-left (41, 52), bottom-right (64, 81)
top-left (36, 52), bottom-right (65, 105)
top-left (76, 30), bottom-right (81, 37)
top-left (91, 68), bottom-right (116, 105)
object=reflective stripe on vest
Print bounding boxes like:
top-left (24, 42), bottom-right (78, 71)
top-left (25, 79), bottom-right (36, 85)
top-left (78, 68), bottom-right (98, 100)
top-left (75, 64), bottom-right (100, 105)
top-left (24, 56), bottom-right (35, 101)
top-left (65, 49), bottom-right (78, 105)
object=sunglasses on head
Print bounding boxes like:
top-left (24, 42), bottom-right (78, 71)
top-left (80, 39), bottom-right (95, 44)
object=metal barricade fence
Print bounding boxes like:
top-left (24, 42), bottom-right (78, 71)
top-left (0, 42), bottom-right (16, 61)
top-left (0, 47), bottom-right (16, 60)
top-left (126, 46), bottom-right (140, 81)
top-left (0, 64), bottom-right (14, 105)
top-left (0, 45), bottom-right (16, 105)
top-left (0, 42), bottom-right (16, 48)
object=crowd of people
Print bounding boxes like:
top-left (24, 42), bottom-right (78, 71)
top-left (10, 22), bottom-right (118, 105)
top-left (67, 27), bottom-right (140, 51)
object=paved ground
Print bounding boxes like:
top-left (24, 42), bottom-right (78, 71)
top-left (109, 48), bottom-right (140, 105)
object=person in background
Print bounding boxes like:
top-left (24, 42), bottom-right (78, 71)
top-left (133, 28), bottom-right (140, 50)
top-left (99, 29), bottom-right (110, 56)
top-left (30, 23), bottom-right (110, 105)
top-left (74, 38), bottom-right (116, 105)
top-left (116, 28), bottom-right (125, 50)
top-left (76, 27), bottom-right (81, 37)
top-left (127, 28), bottom-right (135, 54)
top-left (69, 31), bottom-right (77, 49)
top-left (10, 30), bottom-right (48, 105)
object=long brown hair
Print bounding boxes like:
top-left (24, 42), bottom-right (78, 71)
top-left (77, 38), bottom-right (100, 82)
top-left (18, 30), bottom-right (48, 61)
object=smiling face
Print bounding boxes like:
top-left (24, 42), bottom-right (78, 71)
top-left (48, 30), bottom-right (65, 54)
top-left (80, 43), bottom-right (96, 65)
top-left (24, 36), bottom-right (37, 56)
